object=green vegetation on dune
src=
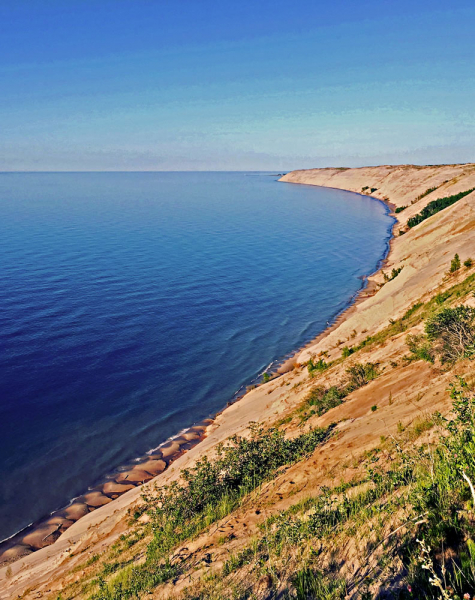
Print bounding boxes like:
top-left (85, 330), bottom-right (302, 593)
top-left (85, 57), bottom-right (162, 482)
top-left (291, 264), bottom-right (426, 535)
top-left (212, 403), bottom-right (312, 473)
top-left (180, 378), bottom-right (475, 600)
top-left (415, 185), bottom-right (439, 202)
top-left (299, 361), bottom-right (379, 424)
top-left (407, 188), bottom-right (475, 228)
top-left (383, 266), bottom-right (403, 283)
top-left (353, 272), bottom-right (475, 357)
top-left (66, 273), bottom-right (475, 600)
top-left (90, 425), bottom-right (333, 600)
top-left (307, 357), bottom-right (329, 376)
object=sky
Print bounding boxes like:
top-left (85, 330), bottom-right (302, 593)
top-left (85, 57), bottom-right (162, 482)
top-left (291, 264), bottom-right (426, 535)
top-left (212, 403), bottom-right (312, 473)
top-left (1, 0), bottom-right (474, 171)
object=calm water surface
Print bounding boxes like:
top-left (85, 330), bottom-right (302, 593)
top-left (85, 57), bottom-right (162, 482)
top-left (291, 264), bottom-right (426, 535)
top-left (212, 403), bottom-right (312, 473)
top-left (0, 172), bottom-right (393, 540)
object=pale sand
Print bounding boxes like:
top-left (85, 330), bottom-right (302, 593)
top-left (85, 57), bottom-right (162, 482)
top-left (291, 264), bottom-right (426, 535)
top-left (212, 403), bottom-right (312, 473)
top-left (2, 163), bottom-right (475, 599)
top-left (279, 164), bottom-right (475, 364)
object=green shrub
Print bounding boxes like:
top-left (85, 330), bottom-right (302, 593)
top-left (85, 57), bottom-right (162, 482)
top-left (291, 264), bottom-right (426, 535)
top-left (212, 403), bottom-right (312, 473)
top-left (451, 253), bottom-right (461, 272)
top-left (371, 405), bottom-right (378, 412)
top-left (346, 362), bottom-right (379, 391)
top-left (395, 205), bottom-right (407, 213)
top-left (93, 425), bottom-right (332, 599)
top-left (407, 188), bottom-right (475, 228)
top-left (435, 291), bottom-right (450, 304)
top-left (370, 187), bottom-right (378, 193)
top-left (307, 357), bottom-right (329, 376)
top-left (341, 346), bottom-right (354, 358)
top-left (464, 258), bottom-right (473, 268)
top-left (383, 266), bottom-right (403, 282)
top-left (415, 186), bottom-right (438, 201)
top-left (406, 333), bottom-right (435, 363)
top-left (303, 386), bottom-right (345, 417)
top-left (425, 305), bottom-right (475, 362)
top-left (262, 372), bottom-right (271, 383)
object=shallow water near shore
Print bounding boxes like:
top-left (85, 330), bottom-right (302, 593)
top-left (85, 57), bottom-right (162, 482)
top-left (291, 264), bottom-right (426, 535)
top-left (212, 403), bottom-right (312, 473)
top-left (0, 171), bottom-right (393, 542)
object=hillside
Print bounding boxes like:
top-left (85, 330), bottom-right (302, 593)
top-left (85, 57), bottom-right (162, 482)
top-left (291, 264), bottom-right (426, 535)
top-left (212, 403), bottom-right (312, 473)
top-left (2, 163), bottom-right (475, 600)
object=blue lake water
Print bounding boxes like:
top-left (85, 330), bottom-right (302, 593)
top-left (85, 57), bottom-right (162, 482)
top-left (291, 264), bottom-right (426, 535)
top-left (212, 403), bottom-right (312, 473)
top-left (0, 172), bottom-right (393, 540)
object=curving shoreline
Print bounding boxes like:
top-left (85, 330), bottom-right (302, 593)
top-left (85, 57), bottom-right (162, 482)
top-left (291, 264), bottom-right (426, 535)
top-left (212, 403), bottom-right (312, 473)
top-left (0, 183), bottom-right (396, 566)
top-left (0, 182), bottom-right (395, 565)
top-left (0, 419), bottom-right (212, 562)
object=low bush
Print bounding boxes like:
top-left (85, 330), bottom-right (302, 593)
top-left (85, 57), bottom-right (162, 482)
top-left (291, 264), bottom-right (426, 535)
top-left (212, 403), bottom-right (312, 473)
top-left (92, 425), bottom-right (332, 599)
top-left (383, 266), bottom-right (403, 282)
top-left (341, 346), bottom-right (354, 358)
top-left (415, 185), bottom-right (438, 201)
top-left (307, 357), bottom-right (329, 376)
top-left (464, 258), bottom-right (473, 268)
top-left (405, 333), bottom-right (435, 363)
top-left (395, 205), bottom-right (407, 213)
top-left (425, 305), bottom-right (475, 362)
top-left (346, 362), bottom-right (379, 391)
top-left (302, 386), bottom-right (345, 418)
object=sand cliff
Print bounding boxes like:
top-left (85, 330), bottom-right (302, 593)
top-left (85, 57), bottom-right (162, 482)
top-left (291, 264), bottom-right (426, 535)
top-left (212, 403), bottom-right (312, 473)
top-left (2, 163), bottom-right (475, 599)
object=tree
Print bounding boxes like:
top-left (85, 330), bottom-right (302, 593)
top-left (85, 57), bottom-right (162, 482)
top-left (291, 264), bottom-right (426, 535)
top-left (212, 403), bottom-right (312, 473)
top-left (450, 253), bottom-right (461, 272)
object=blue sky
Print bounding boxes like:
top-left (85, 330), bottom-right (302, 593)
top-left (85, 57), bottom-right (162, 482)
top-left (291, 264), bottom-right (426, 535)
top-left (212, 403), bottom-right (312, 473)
top-left (1, 0), bottom-right (474, 171)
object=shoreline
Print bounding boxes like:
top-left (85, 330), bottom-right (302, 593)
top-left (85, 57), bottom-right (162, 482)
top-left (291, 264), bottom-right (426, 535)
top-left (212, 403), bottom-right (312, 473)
top-left (0, 184), bottom-right (396, 565)
top-left (275, 186), bottom-right (396, 373)
top-left (0, 420), bottom-right (213, 562)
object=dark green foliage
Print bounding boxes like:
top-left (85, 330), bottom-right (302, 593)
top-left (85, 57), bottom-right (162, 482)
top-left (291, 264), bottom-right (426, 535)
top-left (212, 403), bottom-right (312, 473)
top-left (303, 386), bottom-right (345, 417)
top-left (362, 186), bottom-right (369, 191)
top-left (341, 345), bottom-right (354, 358)
top-left (415, 186), bottom-right (438, 201)
top-left (262, 372), bottom-right (271, 383)
top-left (346, 362), bottom-right (379, 391)
top-left (464, 258), bottom-right (473, 268)
top-left (371, 405), bottom-right (378, 412)
top-left (425, 305), bottom-right (475, 362)
top-left (407, 188), bottom-right (475, 228)
top-left (383, 266), bottom-right (403, 282)
top-left (152, 425), bottom-right (330, 529)
top-left (435, 291), bottom-right (451, 304)
top-left (395, 205), bottom-right (407, 213)
top-left (451, 253), bottom-right (461, 272)
top-left (406, 380), bottom-right (475, 597)
top-left (307, 357), bottom-right (329, 376)
top-left (370, 187), bottom-right (378, 193)
top-left (405, 333), bottom-right (435, 363)
top-left (92, 425), bottom-right (332, 599)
